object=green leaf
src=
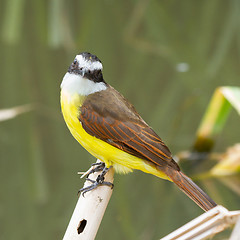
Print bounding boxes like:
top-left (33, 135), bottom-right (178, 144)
top-left (193, 86), bottom-right (240, 152)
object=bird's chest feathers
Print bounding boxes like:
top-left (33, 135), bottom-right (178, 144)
top-left (61, 91), bottom-right (85, 139)
top-left (60, 91), bottom-right (105, 156)
top-left (60, 90), bottom-right (117, 166)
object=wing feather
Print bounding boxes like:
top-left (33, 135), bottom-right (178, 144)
top-left (79, 99), bottom-right (178, 170)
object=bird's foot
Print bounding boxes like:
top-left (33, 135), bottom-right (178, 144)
top-left (78, 162), bottom-right (105, 178)
top-left (78, 164), bottom-right (114, 196)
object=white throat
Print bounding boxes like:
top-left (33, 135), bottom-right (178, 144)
top-left (61, 72), bottom-right (107, 96)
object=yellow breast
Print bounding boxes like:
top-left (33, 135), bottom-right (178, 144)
top-left (60, 90), bottom-right (170, 180)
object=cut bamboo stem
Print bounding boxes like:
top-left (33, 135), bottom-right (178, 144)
top-left (63, 160), bottom-right (114, 240)
top-left (160, 205), bottom-right (240, 240)
top-left (230, 215), bottom-right (240, 240)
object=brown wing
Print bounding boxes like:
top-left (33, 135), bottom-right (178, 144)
top-left (79, 86), bottom-right (179, 170)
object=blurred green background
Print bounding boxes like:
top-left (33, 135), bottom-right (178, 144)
top-left (1, 0), bottom-right (240, 239)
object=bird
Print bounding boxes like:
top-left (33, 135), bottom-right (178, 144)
top-left (60, 52), bottom-right (217, 211)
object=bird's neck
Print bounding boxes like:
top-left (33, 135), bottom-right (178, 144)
top-left (61, 72), bottom-right (107, 97)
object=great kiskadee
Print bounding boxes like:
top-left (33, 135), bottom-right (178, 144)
top-left (60, 52), bottom-right (217, 211)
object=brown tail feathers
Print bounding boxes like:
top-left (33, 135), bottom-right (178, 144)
top-left (166, 169), bottom-right (217, 211)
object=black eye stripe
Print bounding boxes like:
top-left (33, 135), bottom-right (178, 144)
top-left (84, 69), bottom-right (104, 83)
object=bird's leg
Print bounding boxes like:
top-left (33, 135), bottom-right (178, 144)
top-left (78, 162), bottom-right (105, 178)
top-left (79, 165), bottom-right (114, 196)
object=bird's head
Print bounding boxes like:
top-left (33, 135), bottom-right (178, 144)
top-left (61, 52), bottom-right (107, 96)
top-left (68, 52), bottom-right (104, 83)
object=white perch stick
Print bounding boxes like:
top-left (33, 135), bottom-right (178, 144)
top-left (63, 160), bottom-right (114, 240)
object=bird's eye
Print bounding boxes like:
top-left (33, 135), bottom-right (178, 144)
top-left (80, 67), bottom-right (83, 70)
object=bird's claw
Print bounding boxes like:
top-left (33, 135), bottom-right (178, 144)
top-left (78, 163), bottom-right (114, 196)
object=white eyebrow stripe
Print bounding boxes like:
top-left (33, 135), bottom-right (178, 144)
top-left (75, 55), bottom-right (103, 71)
